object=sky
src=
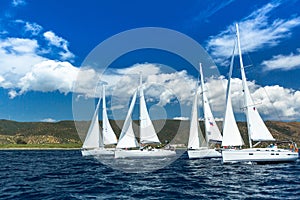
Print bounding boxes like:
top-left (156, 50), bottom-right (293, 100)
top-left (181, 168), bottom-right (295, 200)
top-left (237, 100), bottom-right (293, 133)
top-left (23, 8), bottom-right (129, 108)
top-left (1, 0), bottom-right (300, 122)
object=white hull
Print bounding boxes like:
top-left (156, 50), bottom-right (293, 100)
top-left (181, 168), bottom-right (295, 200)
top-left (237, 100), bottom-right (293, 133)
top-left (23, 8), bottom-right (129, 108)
top-left (81, 148), bottom-right (115, 157)
top-left (114, 149), bottom-right (176, 159)
top-left (188, 147), bottom-right (221, 159)
top-left (222, 148), bottom-right (298, 163)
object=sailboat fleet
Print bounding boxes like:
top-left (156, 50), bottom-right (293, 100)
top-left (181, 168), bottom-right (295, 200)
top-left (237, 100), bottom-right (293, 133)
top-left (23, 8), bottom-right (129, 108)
top-left (81, 23), bottom-right (298, 163)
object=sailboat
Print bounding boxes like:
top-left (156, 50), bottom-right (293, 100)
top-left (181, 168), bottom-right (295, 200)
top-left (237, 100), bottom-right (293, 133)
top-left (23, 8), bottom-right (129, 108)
top-left (114, 73), bottom-right (176, 159)
top-left (221, 23), bottom-right (298, 163)
top-left (187, 64), bottom-right (223, 159)
top-left (81, 85), bottom-right (118, 156)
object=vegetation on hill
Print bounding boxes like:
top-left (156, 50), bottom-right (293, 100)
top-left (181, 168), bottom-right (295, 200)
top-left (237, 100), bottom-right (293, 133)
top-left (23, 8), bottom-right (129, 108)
top-left (0, 119), bottom-right (299, 148)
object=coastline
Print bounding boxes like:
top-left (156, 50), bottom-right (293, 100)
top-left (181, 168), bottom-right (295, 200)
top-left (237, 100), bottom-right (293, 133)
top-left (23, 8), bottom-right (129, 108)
top-left (0, 147), bottom-right (81, 150)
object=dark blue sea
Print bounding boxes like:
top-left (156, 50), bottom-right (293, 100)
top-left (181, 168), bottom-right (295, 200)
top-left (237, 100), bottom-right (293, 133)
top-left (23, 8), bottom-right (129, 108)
top-left (0, 150), bottom-right (299, 200)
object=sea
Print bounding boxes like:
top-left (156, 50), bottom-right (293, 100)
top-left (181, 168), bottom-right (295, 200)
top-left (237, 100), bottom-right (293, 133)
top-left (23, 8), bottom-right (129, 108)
top-left (0, 150), bottom-right (299, 200)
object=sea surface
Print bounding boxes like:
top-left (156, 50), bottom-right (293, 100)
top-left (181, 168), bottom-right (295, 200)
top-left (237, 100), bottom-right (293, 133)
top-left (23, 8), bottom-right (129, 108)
top-left (0, 150), bottom-right (299, 200)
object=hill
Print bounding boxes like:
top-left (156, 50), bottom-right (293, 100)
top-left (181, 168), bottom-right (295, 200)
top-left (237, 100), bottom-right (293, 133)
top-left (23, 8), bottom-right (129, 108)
top-left (0, 119), bottom-right (299, 148)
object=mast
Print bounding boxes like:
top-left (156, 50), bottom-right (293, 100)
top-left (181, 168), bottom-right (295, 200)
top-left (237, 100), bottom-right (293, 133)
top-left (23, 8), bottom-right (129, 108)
top-left (221, 37), bottom-right (244, 147)
top-left (102, 84), bottom-right (118, 145)
top-left (236, 24), bottom-right (275, 146)
top-left (188, 77), bottom-right (204, 149)
top-left (139, 71), bottom-right (142, 144)
top-left (199, 64), bottom-right (209, 146)
top-left (199, 63), bottom-right (222, 144)
top-left (236, 23), bottom-right (253, 148)
top-left (138, 71), bottom-right (161, 144)
top-left (102, 84), bottom-right (106, 145)
top-left (82, 96), bottom-right (102, 148)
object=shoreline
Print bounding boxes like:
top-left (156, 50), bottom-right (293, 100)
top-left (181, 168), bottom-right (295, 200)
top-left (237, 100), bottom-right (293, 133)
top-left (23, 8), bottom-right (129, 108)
top-left (0, 147), bottom-right (81, 150)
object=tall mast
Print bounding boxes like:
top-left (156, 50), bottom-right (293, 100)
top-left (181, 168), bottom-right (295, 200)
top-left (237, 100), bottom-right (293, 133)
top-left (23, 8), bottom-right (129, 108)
top-left (102, 84), bottom-right (106, 145)
top-left (236, 23), bottom-right (253, 148)
top-left (199, 63), bottom-right (208, 146)
top-left (139, 71), bottom-right (142, 144)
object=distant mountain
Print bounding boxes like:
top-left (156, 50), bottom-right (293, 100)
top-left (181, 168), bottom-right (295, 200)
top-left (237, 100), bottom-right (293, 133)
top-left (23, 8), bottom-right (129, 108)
top-left (0, 119), bottom-right (299, 147)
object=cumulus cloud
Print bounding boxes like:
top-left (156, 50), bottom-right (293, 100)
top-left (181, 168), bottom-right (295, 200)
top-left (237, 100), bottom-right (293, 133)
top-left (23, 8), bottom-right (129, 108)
top-left (24, 22), bottom-right (43, 36)
top-left (0, 37), bottom-right (46, 89)
top-left (41, 118), bottom-right (57, 123)
top-left (0, 17), bottom-right (79, 98)
top-left (74, 63), bottom-right (300, 121)
top-left (206, 2), bottom-right (300, 66)
top-left (16, 60), bottom-right (79, 95)
top-left (99, 63), bottom-right (196, 108)
top-left (43, 31), bottom-right (74, 60)
top-left (204, 76), bottom-right (300, 121)
top-left (261, 49), bottom-right (300, 71)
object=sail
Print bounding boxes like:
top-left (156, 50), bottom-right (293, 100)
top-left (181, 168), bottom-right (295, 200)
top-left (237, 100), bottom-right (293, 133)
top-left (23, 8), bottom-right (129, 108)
top-left (222, 39), bottom-right (244, 147)
top-left (236, 24), bottom-right (275, 143)
top-left (82, 98), bottom-right (103, 148)
top-left (188, 83), bottom-right (206, 149)
top-left (102, 85), bottom-right (118, 145)
top-left (139, 76), bottom-right (161, 144)
top-left (116, 90), bottom-right (139, 149)
top-left (199, 64), bottom-right (222, 143)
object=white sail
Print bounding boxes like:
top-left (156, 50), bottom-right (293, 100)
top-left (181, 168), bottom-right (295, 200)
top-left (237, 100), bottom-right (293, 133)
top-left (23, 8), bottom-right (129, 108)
top-left (82, 98), bottom-right (103, 148)
top-left (102, 85), bottom-right (118, 145)
top-left (236, 24), bottom-right (275, 144)
top-left (116, 90), bottom-right (139, 149)
top-left (222, 39), bottom-right (244, 147)
top-left (139, 74), bottom-right (161, 144)
top-left (188, 82), bottom-right (206, 149)
top-left (199, 64), bottom-right (222, 143)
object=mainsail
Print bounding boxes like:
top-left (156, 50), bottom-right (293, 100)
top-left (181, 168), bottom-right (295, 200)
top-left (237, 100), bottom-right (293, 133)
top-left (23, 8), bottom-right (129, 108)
top-left (222, 39), bottom-right (244, 147)
top-left (236, 23), bottom-right (275, 146)
top-left (188, 81), bottom-right (206, 149)
top-left (102, 85), bottom-right (118, 145)
top-left (116, 90), bottom-right (139, 149)
top-left (82, 97), bottom-right (103, 148)
top-left (139, 74), bottom-right (161, 144)
top-left (199, 64), bottom-right (222, 143)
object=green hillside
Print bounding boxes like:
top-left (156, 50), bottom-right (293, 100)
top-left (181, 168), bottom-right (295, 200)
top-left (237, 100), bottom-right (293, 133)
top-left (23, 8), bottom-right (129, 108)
top-left (0, 119), bottom-right (299, 148)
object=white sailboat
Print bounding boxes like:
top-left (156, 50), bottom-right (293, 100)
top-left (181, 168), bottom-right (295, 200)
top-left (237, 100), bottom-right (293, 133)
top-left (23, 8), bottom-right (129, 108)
top-left (187, 64), bottom-right (222, 159)
top-left (81, 85), bottom-right (118, 156)
top-left (221, 23), bottom-right (298, 163)
top-left (114, 73), bottom-right (176, 159)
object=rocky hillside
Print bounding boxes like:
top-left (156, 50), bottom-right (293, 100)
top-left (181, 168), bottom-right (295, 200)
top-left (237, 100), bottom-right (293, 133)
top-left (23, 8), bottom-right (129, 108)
top-left (0, 119), bottom-right (299, 147)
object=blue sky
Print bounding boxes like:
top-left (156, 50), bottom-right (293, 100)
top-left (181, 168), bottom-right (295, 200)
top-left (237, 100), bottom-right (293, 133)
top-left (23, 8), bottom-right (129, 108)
top-left (1, 0), bottom-right (300, 122)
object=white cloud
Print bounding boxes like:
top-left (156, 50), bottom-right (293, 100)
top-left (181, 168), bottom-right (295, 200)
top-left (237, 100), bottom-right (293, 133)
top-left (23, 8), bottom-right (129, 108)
top-left (24, 22), bottom-right (42, 36)
top-left (43, 31), bottom-right (74, 60)
top-left (173, 117), bottom-right (189, 121)
top-left (0, 37), bottom-right (47, 89)
top-left (0, 37), bottom-right (38, 54)
top-left (203, 76), bottom-right (300, 121)
top-left (0, 20), bottom-right (79, 97)
top-left (100, 63), bottom-right (195, 107)
top-left (16, 60), bottom-right (79, 96)
top-left (41, 118), bottom-right (57, 123)
top-left (206, 2), bottom-right (300, 66)
top-left (73, 63), bottom-right (300, 121)
top-left (193, 0), bottom-right (235, 22)
top-left (261, 49), bottom-right (300, 71)
top-left (12, 0), bottom-right (26, 7)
